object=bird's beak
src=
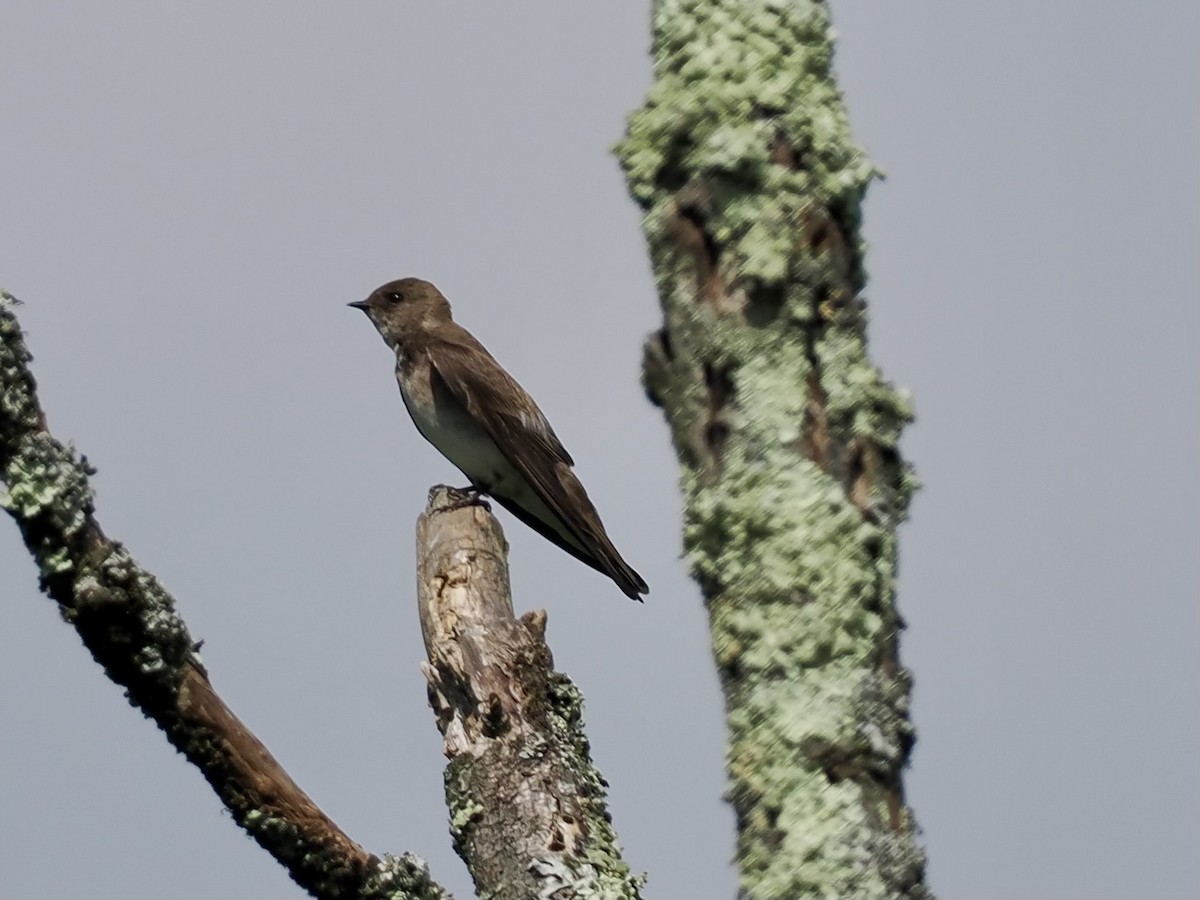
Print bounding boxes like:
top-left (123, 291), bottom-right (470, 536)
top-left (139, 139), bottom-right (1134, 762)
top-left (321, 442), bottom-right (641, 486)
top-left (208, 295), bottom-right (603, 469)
top-left (347, 300), bottom-right (370, 311)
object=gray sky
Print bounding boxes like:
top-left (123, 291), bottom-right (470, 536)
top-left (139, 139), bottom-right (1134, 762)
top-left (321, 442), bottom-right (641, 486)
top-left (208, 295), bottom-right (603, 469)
top-left (1, 3), bottom-right (1196, 898)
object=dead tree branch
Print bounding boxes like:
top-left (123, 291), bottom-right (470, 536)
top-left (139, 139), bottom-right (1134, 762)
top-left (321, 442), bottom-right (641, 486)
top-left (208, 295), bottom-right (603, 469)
top-left (0, 292), bottom-right (450, 900)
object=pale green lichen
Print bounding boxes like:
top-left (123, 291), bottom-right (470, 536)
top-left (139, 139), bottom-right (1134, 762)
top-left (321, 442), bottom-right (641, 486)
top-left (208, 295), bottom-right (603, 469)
top-left (0, 438), bottom-right (92, 522)
top-left (0, 433), bottom-right (95, 580)
top-left (2, 294), bottom-right (97, 583)
top-left (544, 674), bottom-right (646, 896)
top-left (446, 764), bottom-right (485, 836)
top-left (92, 543), bottom-right (193, 685)
top-left (617, 2), bottom-right (928, 897)
top-left (0, 291), bottom-right (42, 434)
top-left (529, 854), bottom-right (645, 900)
top-left (364, 854), bottom-right (450, 900)
top-left (2, 299), bottom-right (192, 691)
top-left (442, 666), bottom-right (642, 899)
top-left (617, 1), bottom-right (879, 293)
top-left (5, 297), bottom-right (456, 899)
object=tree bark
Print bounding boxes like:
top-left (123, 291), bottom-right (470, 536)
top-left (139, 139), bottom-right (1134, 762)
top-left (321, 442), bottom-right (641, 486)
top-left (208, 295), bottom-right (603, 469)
top-left (615, 3), bottom-right (931, 898)
top-left (417, 487), bottom-right (642, 900)
top-left (0, 292), bottom-right (449, 900)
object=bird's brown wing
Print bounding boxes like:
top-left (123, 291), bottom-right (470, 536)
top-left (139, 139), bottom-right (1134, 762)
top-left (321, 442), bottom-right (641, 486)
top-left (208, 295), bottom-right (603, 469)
top-left (428, 326), bottom-right (647, 600)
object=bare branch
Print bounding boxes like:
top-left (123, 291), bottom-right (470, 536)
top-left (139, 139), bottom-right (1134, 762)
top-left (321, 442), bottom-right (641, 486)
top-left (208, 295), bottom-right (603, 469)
top-left (417, 487), bottom-right (642, 900)
top-left (0, 292), bottom-right (450, 900)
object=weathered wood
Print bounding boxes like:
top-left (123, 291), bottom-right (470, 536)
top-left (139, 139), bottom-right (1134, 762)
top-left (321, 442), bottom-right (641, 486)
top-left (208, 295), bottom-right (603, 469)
top-left (417, 486), bottom-right (641, 900)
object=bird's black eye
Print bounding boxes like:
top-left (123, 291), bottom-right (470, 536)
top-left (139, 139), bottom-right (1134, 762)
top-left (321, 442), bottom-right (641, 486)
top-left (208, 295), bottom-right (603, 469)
top-left (388, 291), bottom-right (404, 304)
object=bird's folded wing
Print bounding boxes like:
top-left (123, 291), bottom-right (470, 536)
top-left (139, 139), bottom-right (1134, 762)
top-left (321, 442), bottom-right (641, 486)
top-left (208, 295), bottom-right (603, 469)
top-left (426, 331), bottom-right (614, 556)
top-left (431, 328), bottom-right (572, 462)
top-left (426, 326), bottom-right (647, 600)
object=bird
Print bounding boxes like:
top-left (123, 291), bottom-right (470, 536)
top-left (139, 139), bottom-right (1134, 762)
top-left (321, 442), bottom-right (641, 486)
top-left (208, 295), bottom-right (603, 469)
top-left (349, 277), bottom-right (648, 601)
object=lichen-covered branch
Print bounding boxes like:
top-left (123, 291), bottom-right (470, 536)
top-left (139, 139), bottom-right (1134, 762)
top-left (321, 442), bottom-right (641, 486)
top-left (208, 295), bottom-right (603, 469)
top-left (0, 291), bottom-right (451, 900)
top-left (615, 3), bottom-right (930, 899)
top-left (417, 487), bottom-right (642, 900)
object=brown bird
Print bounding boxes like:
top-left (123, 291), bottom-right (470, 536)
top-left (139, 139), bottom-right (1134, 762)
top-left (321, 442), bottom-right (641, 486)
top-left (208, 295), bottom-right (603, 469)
top-left (350, 277), bottom-right (648, 600)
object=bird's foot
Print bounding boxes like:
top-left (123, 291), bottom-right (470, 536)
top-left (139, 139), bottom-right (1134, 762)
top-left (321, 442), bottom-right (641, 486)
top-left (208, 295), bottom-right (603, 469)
top-left (442, 484), bottom-right (490, 512)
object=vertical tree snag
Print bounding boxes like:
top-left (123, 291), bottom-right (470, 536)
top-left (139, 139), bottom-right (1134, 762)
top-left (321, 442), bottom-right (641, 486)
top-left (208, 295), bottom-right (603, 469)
top-left (616, 4), bottom-right (930, 899)
top-left (417, 487), bottom-right (642, 900)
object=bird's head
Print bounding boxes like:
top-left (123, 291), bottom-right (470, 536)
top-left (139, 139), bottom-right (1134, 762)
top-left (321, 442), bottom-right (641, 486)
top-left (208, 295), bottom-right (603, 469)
top-left (349, 277), bottom-right (452, 346)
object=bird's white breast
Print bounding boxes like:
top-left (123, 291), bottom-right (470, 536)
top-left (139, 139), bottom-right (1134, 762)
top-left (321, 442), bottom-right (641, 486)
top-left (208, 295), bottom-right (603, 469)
top-left (397, 368), bottom-right (513, 488)
top-left (395, 360), bottom-right (586, 554)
